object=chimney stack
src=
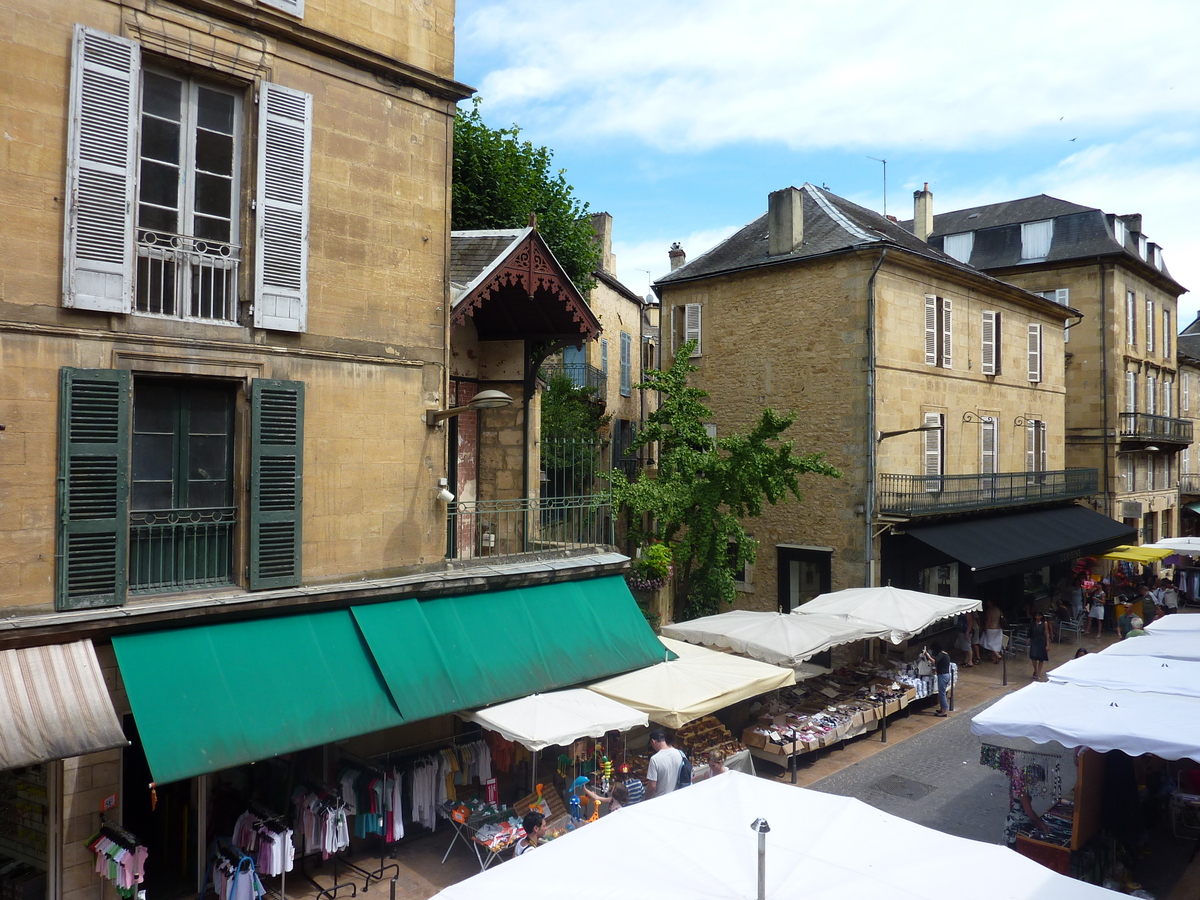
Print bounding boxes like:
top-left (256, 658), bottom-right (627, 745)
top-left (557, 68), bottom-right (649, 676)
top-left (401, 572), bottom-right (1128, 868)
top-left (913, 182), bottom-right (933, 242)
top-left (668, 242), bottom-right (686, 271)
top-left (768, 187), bottom-right (803, 256)
top-left (590, 211), bottom-right (616, 275)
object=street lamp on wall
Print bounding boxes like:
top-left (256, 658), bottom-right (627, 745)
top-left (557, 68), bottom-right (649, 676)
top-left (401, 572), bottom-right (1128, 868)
top-left (876, 423), bottom-right (942, 443)
top-left (424, 389), bottom-right (514, 426)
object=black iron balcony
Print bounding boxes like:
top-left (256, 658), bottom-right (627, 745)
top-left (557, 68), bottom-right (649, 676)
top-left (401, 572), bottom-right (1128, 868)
top-left (876, 468), bottom-right (1099, 517)
top-left (1180, 473), bottom-right (1200, 496)
top-left (540, 362), bottom-right (607, 396)
top-left (1119, 412), bottom-right (1193, 446)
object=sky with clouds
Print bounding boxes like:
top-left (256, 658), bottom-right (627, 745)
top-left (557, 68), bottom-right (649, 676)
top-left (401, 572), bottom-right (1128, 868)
top-left (454, 0), bottom-right (1200, 323)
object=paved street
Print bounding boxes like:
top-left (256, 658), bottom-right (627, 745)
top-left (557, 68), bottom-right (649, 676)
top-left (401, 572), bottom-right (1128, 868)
top-left (807, 694), bottom-right (1076, 844)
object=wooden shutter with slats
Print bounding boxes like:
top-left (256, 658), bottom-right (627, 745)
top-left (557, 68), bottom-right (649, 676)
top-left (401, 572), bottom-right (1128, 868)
top-left (620, 331), bottom-right (632, 396)
top-left (924, 295), bottom-right (937, 365)
top-left (981, 311), bottom-right (998, 375)
top-left (1026, 420), bottom-right (1036, 472)
top-left (923, 412), bottom-right (942, 492)
top-left (1146, 299), bottom-right (1155, 354)
top-left (63, 26), bottom-right (139, 314)
top-left (255, 83), bottom-right (312, 332)
top-left (941, 297), bottom-right (952, 368)
top-left (1147, 375), bottom-right (1157, 415)
top-left (56, 368), bottom-right (130, 610)
top-left (1027, 323), bottom-right (1042, 382)
top-left (1127, 371), bottom-right (1137, 413)
top-left (250, 379), bottom-right (304, 588)
top-left (684, 303), bottom-right (702, 357)
top-left (981, 417), bottom-right (997, 475)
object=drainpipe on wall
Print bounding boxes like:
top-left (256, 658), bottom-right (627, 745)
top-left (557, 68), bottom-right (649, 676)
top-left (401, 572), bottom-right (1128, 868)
top-left (1099, 261), bottom-right (1111, 517)
top-left (865, 248), bottom-right (888, 587)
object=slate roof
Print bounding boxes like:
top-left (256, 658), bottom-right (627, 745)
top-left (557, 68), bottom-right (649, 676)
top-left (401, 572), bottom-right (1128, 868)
top-left (658, 183), bottom-right (969, 286)
top-left (1177, 332), bottom-right (1200, 364)
top-left (655, 185), bottom-right (1075, 316)
top-left (449, 229), bottom-right (527, 302)
top-left (899, 194), bottom-right (1184, 291)
top-left (593, 268), bottom-right (645, 305)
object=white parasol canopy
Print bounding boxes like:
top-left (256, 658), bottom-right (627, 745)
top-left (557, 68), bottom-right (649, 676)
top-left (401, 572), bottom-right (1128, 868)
top-left (1098, 630), bottom-right (1200, 662)
top-left (1142, 537), bottom-right (1200, 554)
top-left (661, 609), bottom-right (889, 668)
top-left (1145, 613), bottom-right (1200, 633)
top-left (588, 638), bottom-right (796, 728)
top-left (971, 680), bottom-right (1200, 761)
top-left (795, 585), bottom-right (981, 644)
top-left (432, 770), bottom-right (1117, 900)
top-left (463, 689), bottom-right (647, 752)
top-left (1047, 652), bottom-right (1200, 699)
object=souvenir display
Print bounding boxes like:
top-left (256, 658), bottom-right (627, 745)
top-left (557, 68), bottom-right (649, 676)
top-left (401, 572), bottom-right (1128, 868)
top-left (673, 715), bottom-right (744, 762)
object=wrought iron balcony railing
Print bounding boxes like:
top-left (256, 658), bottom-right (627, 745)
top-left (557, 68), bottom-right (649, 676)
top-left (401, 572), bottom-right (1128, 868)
top-left (540, 362), bottom-right (608, 395)
top-left (876, 468), bottom-right (1098, 517)
top-left (1119, 412), bottom-right (1193, 445)
top-left (447, 495), bottom-right (613, 560)
top-left (136, 229), bottom-right (240, 323)
top-left (1179, 473), bottom-right (1200, 496)
top-left (129, 506), bottom-right (237, 592)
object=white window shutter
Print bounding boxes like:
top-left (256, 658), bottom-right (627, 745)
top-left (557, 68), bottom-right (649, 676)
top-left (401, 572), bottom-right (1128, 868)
top-left (923, 412), bottom-right (942, 491)
top-left (941, 297), bottom-right (953, 368)
top-left (1126, 291), bottom-right (1136, 346)
top-left (1147, 375), bottom-right (1157, 415)
top-left (1146, 299), bottom-right (1155, 353)
top-left (63, 25), bottom-right (139, 314)
top-left (981, 311), bottom-right (997, 375)
top-left (1164, 380), bottom-right (1173, 417)
top-left (1027, 323), bottom-right (1042, 382)
top-left (684, 303), bottom-right (702, 357)
top-left (1184, 374), bottom-right (1190, 412)
top-left (1163, 309), bottom-right (1171, 357)
top-left (981, 417), bottom-right (996, 475)
top-left (600, 338), bottom-right (609, 378)
top-left (924, 295), bottom-right (937, 365)
top-left (1127, 372), bottom-right (1137, 413)
top-left (1055, 288), bottom-right (1070, 305)
top-left (255, 82), bottom-right (312, 333)
top-left (1026, 420), bottom-right (1035, 472)
top-left (1038, 421), bottom-right (1047, 473)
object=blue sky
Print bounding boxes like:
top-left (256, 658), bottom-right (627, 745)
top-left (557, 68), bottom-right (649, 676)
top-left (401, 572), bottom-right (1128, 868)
top-left (454, 0), bottom-right (1200, 323)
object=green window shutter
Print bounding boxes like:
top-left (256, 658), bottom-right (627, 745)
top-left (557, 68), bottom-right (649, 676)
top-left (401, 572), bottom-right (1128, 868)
top-left (56, 368), bottom-right (130, 610)
top-left (250, 379), bottom-right (304, 589)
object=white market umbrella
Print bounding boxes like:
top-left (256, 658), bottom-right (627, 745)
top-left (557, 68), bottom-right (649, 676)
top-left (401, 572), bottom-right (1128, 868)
top-left (1048, 652), bottom-right (1200, 699)
top-left (796, 585), bottom-right (981, 644)
top-left (464, 689), bottom-right (647, 752)
top-left (1099, 630), bottom-right (1200, 662)
top-left (432, 770), bottom-right (1117, 900)
top-left (661, 610), bottom-right (889, 668)
top-left (1146, 613), bottom-right (1200, 633)
top-left (588, 638), bottom-right (796, 729)
top-left (1143, 537), bottom-right (1200, 554)
top-left (972, 680), bottom-right (1200, 761)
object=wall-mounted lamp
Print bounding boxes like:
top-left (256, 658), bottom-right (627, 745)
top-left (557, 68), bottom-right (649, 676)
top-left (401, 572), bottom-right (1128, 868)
top-left (1145, 445), bottom-right (1161, 453)
top-left (436, 477), bottom-right (455, 503)
top-left (425, 389), bottom-right (514, 426)
top-left (876, 424), bottom-right (941, 443)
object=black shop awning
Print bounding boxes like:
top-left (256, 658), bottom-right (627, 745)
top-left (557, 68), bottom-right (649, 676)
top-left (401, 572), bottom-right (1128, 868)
top-left (904, 505), bottom-right (1136, 582)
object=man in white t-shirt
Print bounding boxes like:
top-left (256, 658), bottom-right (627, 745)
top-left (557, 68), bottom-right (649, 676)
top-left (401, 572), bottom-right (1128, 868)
top-left (645, 730), bottom-right (683, 798)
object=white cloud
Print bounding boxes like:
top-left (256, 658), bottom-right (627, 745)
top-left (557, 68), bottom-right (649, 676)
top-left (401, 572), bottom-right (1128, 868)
top-left (460, 0), bottom-right (1200, 152)
top-left (613, 224), bottom-right (742, 292)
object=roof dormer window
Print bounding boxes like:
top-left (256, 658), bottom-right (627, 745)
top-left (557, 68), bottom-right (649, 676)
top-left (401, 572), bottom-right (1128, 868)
top-left (1113, 217), bottom-right (1128, 248)
top-left (1020, 220), bottom-right (1053, 260)
top-left (942, 232), bottom-right (974, 264)
top-left (1138, 234), bottom-right (1148, 260)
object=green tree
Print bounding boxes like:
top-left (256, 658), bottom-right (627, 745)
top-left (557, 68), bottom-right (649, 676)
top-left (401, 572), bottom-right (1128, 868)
top-left (609, 342), bottom-right (842, 619)
top-left (453, 99), bottom-right (601, 289)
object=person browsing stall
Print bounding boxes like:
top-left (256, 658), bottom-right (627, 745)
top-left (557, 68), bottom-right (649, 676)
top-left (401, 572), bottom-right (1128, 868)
top-left (923, 642), bottom-right (952, 717)
top-left (645, 730), bottom-right (684, 798)
top-left (513, 811), bottom-right (547, 856)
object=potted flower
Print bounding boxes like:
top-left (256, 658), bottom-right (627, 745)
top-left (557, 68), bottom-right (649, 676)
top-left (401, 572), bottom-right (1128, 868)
top-left (627, 543), bottom-right (673, 592)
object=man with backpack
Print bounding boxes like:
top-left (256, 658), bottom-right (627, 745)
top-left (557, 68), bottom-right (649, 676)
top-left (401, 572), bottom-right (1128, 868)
top-left (645, 730), bottom-right (691, 797)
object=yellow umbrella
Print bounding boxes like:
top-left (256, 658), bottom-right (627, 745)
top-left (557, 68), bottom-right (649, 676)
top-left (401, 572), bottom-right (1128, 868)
top-left (1100, 545), bottom-right (1174, 564)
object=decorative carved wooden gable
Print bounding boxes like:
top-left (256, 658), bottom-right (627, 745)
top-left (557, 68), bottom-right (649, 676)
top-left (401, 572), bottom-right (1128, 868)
top-left (451, 231), bottom-right (600, 341)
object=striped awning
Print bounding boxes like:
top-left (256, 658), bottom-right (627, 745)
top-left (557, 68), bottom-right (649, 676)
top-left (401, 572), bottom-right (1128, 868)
top-left (0, 640), bottom-right (127, 770)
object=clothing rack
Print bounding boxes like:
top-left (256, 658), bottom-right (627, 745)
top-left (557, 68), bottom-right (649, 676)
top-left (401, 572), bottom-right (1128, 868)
top-left (201, 837), bottom-right (263, 900)
top-left (364, 730), bottom-right (480, 767)
top-left (245, 803), bottom-right (289, 900)
top-left (294, 780), bottom-right (356, 900)
top-left (337, 757), bottom-right (400, 892)
top-left (98, 815), bottom-right (141, 850)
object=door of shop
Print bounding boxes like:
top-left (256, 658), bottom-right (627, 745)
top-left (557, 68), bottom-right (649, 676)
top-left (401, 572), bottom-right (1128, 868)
top-left (776, 545), bottom-right (832, 613)
top-left (121, 715), bottom-right (198, 900)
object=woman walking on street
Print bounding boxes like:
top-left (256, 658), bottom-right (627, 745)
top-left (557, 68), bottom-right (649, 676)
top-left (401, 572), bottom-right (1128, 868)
top-left (1087, 587), bottom-right (1107, 638)
top-left (1029, 611), bottom-right (1052, 681)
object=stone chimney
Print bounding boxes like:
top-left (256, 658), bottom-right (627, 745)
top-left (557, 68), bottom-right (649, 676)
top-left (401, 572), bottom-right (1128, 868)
top-left (590, 211), bottom-right (616, 275)
top-left (913, 183), bottom-right (933, 242)
top-left (668, 242), bottom-right (686, 271)
top-left (768, 187), bottom-right (803, 256)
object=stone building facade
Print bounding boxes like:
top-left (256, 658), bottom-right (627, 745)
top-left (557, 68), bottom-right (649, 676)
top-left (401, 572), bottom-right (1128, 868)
top-left (656, 185), bottom-right (1127, 616)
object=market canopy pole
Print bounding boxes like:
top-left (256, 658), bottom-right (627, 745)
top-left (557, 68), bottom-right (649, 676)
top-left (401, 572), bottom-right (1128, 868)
top-left (751, 817), bottom-right (770, 900)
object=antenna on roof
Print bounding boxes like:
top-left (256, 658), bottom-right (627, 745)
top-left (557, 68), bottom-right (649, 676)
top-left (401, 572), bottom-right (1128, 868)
top-left (866, 156), bottom-right (887, 216)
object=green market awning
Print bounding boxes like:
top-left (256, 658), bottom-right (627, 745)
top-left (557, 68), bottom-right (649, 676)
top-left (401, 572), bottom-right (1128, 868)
top-left (112, 610), bottom-right (404, 785)
top-left (353, 576), bottom-right (668, 719)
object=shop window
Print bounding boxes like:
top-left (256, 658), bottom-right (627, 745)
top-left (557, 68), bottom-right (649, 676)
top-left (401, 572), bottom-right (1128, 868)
top-left (777, 545), bottom-right (831, 613)
top-left (1143, 511), bottom-right (1157, 545)
top-left (56, 368), bottom-right (304, 609)
top-left (727, 538), bottom-right (754, 591)
top-left (0, 766), bottom-right (51, 900)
